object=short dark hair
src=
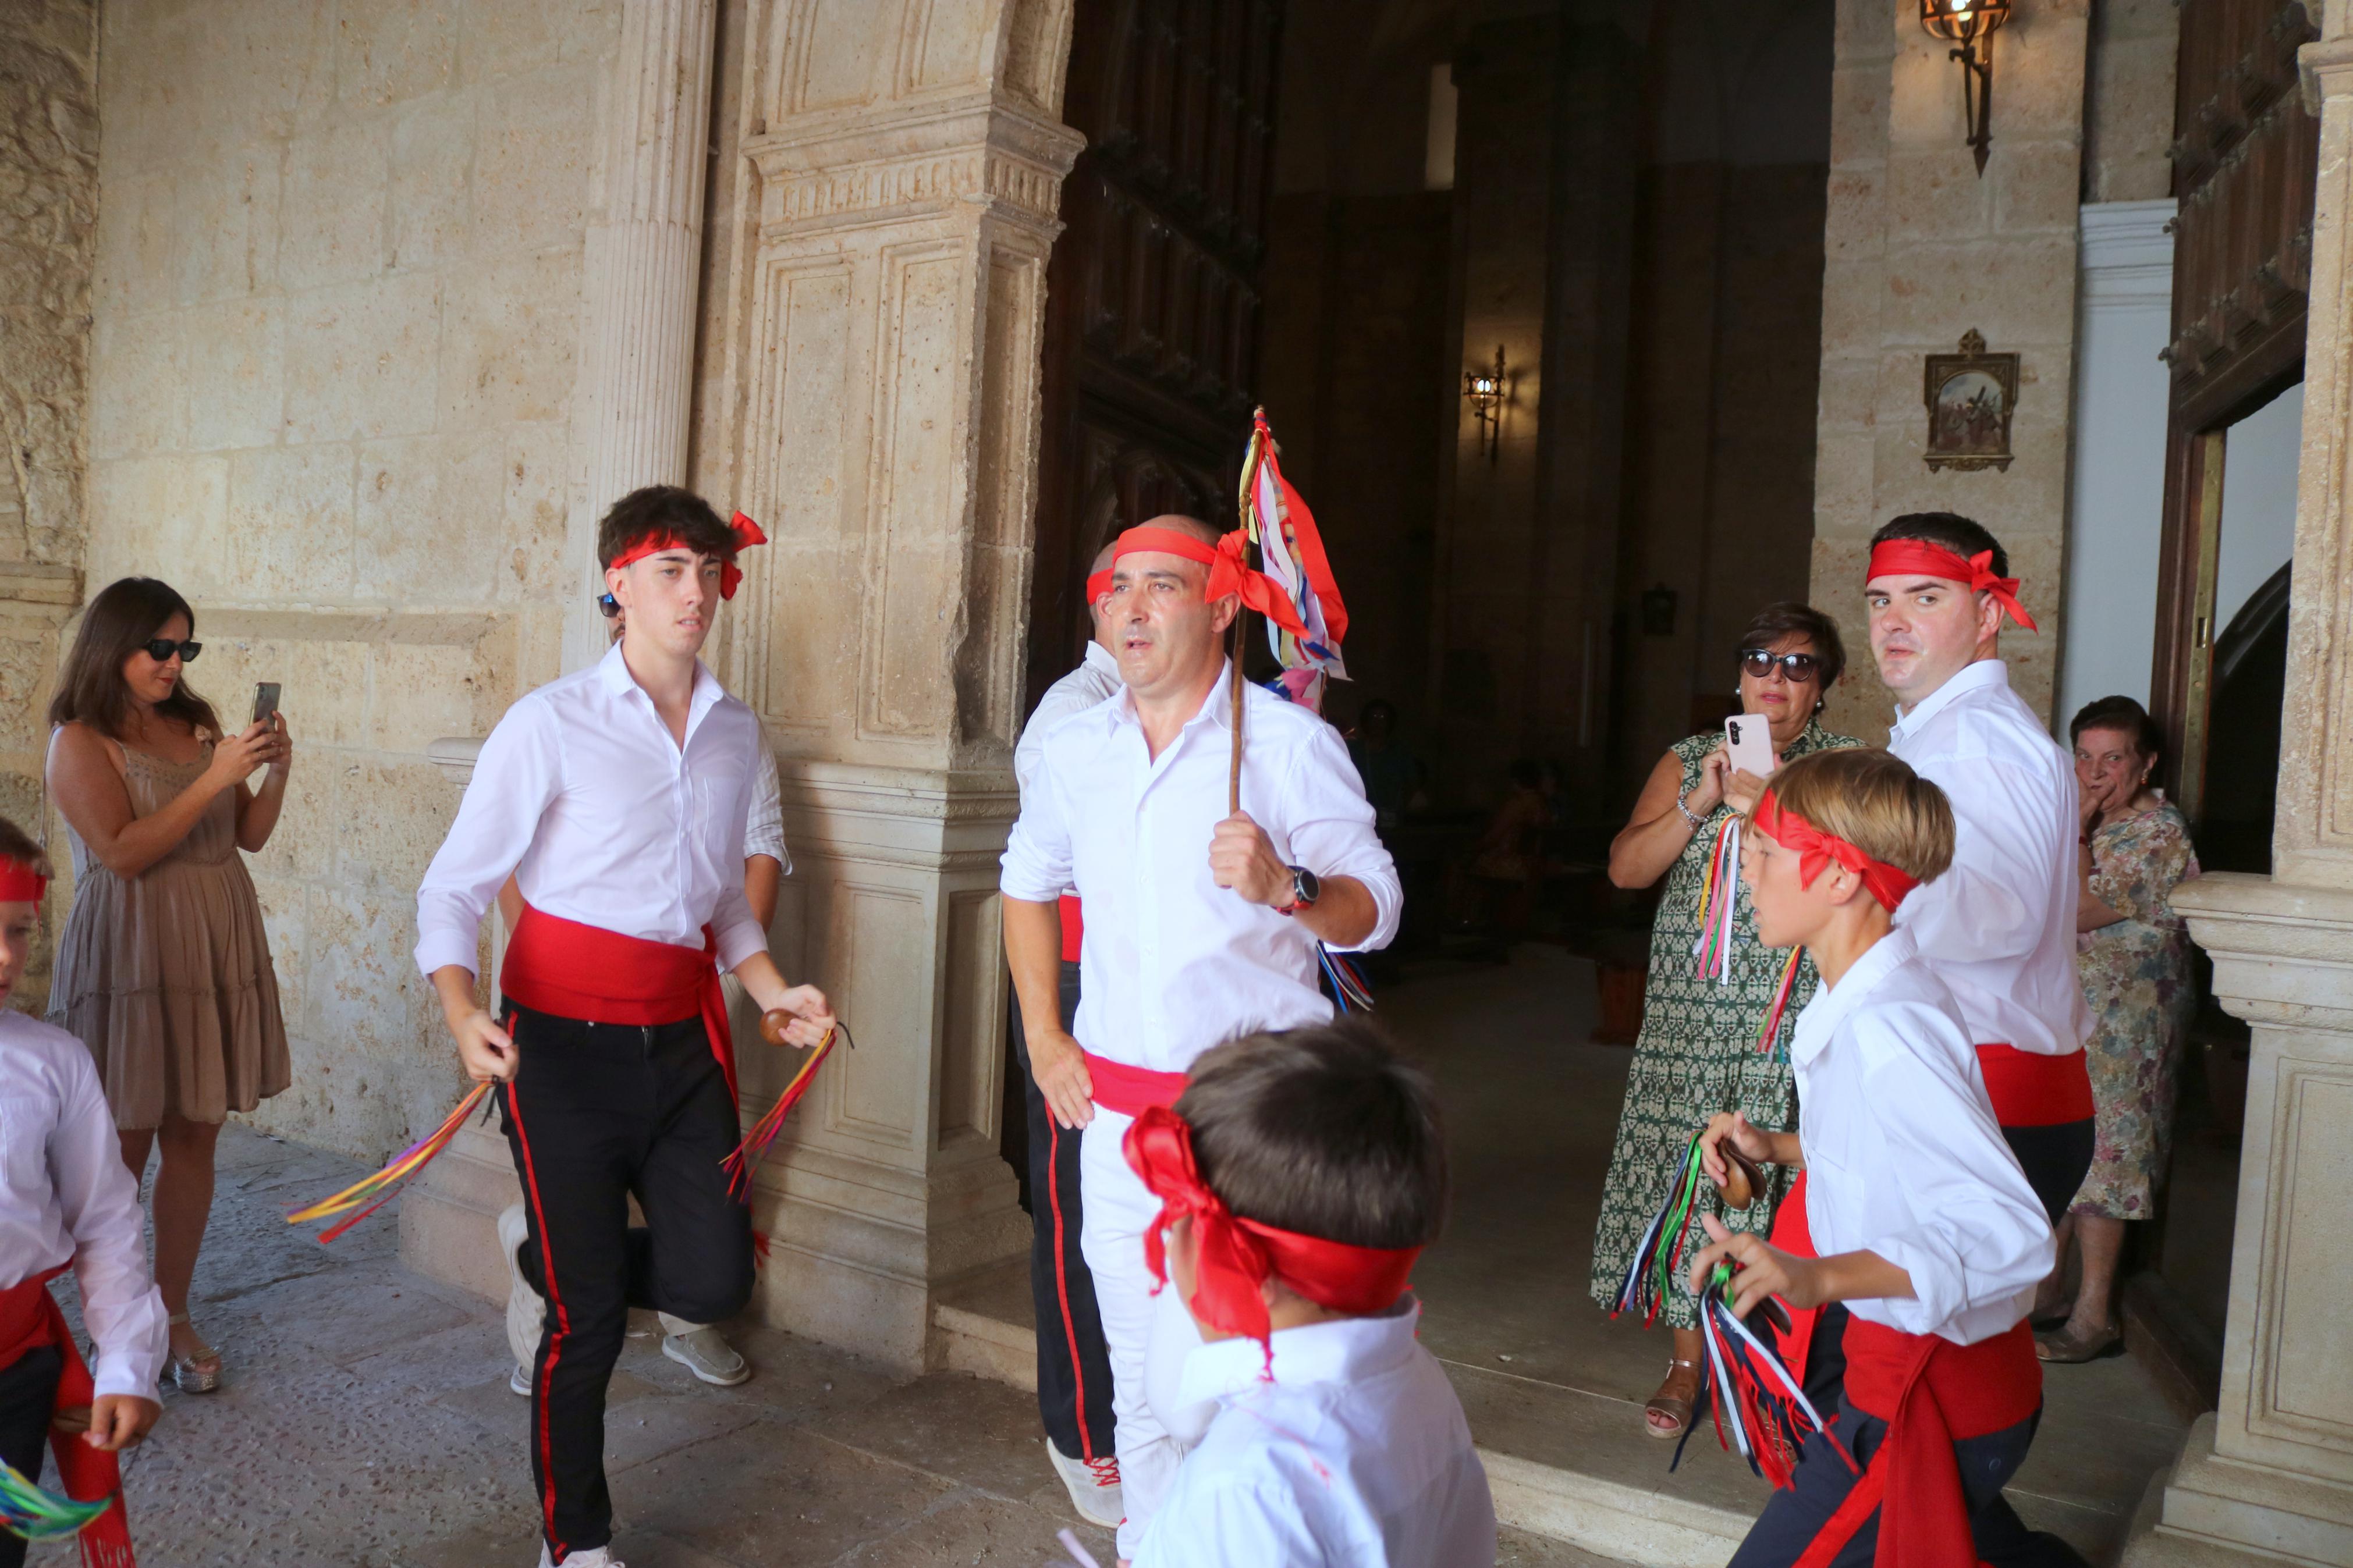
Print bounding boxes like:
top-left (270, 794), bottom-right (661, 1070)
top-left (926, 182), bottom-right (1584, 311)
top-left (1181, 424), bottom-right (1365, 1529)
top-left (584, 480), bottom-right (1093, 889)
top-left (2069, 694), bottom-right (2163, 767)
top-left (1176, 1019), bottom-right (1449, 1251)
top-left (597, 485), bottom-right (738, 571)
top-left (48, 577), bottom-right (222, 742)
top-left (1871, 512), bottom-right (2007, 581)
top-left (0, 816), bottom-right (48, 879)
top-left (1736, 601), bottom-right (1847, 693)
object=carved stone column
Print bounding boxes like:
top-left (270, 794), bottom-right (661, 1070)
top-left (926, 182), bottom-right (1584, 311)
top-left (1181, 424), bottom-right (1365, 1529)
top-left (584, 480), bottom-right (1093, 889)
top-left (559, 0), bottom-right (722, 674)
top-left (694, 0), bottom-right (1082, 1369)
top-left (2118, 18), bottom-right (2353, 1566)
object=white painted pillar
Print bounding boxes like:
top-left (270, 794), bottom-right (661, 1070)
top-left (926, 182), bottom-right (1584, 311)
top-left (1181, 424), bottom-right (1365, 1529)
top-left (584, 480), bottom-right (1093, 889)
top-left (560, 0), bottom-right (722, 675)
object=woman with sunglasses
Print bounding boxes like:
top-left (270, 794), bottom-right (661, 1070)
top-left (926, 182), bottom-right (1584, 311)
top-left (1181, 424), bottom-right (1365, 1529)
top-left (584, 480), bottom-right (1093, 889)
top-left (43, 577), bottom-right (293, 1393)
top-left (1589, 602), bottom-right (1861, 1441)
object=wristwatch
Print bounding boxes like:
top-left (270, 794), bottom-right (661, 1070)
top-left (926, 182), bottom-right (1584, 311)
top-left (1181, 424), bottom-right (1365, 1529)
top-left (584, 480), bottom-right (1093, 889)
top-left (1276, 865), bottom-right (1321, 916)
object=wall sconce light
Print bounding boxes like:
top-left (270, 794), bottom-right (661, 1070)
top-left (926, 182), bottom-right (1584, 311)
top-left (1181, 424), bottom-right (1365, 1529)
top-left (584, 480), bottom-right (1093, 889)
top-left (1919, 0), bottom-right (2010, 176)
top-left (1463, 344), bottom-right (1507, 463)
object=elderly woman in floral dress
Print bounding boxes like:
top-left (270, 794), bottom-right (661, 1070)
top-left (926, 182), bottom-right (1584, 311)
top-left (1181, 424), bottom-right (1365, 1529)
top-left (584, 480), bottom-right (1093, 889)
top-left (2038, 696), bottom-right (2200, 1363)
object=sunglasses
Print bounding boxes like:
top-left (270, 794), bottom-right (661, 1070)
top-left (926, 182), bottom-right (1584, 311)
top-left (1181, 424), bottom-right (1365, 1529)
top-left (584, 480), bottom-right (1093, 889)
top-left (1740, 648), bottom-right (1819, 682)
top-left (141, 638), bottom-right (202, 664)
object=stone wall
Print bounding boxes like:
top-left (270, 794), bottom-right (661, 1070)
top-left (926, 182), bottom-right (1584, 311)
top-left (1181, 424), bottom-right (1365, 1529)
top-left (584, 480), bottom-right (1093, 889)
top-left (0, 0), bottom-right (99, 1012)
top-left (83, 0), bottom-right (620, 1158)
top-left (1808, 0), bottom-right (2091, 733)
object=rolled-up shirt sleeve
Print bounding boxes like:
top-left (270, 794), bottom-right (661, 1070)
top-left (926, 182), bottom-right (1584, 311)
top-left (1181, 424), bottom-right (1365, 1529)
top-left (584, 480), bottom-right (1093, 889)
top-left (414, 701), bottom-right (560, 977)
top-left (1000, 752), bottom-right (1074, 905)
top-left (1282, 723), bottom-right (1401, 953)
top-left (54, 1051), bottom-right (168, 1400)
top-left (744, 733), bottom-right (789, 872)
top-left (1853, 1007), bottom-right (2052, 1336)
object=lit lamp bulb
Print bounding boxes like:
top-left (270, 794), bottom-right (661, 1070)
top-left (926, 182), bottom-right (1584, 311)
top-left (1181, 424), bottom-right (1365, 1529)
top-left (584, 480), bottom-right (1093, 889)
top-left (1920, 0), bottom-right (2009, 174)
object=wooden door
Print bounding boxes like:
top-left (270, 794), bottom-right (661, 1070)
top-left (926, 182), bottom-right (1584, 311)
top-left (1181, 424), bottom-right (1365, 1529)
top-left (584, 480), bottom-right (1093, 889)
top-left (1024, 0), bottom-right (1285, 714)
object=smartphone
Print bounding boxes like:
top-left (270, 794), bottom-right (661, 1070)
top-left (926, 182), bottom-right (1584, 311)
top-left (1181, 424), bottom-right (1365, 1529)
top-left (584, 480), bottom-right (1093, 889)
top-left (251, 682), bottom-right (282, 727)
top-left (1723, 713), bottom-right (1776, 778)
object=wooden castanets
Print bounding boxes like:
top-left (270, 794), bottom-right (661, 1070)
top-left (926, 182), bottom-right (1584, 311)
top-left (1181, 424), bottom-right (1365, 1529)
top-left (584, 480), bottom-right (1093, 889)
top-left (1719, 1143), bottom-right (1769, 1211)
top-left (760, 1009), bottom-right (798, 1047)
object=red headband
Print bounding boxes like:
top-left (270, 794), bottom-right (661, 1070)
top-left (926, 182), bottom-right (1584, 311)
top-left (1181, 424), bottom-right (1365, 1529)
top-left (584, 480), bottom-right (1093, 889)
top-left (0, 858), bottom-right (48, 902)
top-left (1110, 525), bottom-right (1308, 639)
top-left (608, 511), bottom-right (769, 600)
top-left (1085, 569), bottom-right (1113, 605)
top-left (1751, 790), bottom-right (1921, 912)
top-left (1124, 1105), bottom-right (1421, 1375)
top-left (1865, 539), bottom-right (2037, 632)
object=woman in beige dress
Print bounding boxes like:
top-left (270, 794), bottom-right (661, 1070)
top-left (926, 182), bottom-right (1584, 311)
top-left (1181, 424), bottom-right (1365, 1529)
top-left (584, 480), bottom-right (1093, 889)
top-left (44, 577), bottom-right (293, 1392)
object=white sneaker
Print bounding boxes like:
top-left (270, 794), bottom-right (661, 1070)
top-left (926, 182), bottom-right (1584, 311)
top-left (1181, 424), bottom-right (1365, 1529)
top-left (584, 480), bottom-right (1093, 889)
top-left (500, 1204), bottom-right (544, 1399)
top-left (661, 1325), bottom-right (750, 1386)
top-left (1045, 1439), bottom-right (1123, 1530)
top-left (537, 1545), bottom-right (624, 1567)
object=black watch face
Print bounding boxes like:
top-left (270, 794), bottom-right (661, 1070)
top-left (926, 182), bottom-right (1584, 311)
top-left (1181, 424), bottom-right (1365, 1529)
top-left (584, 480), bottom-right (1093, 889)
top-left (1293, 866), bottom-right (1321, 904)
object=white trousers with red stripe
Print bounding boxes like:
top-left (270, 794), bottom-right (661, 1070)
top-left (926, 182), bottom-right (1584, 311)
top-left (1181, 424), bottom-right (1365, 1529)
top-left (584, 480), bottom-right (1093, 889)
top-left (1080, 1105), bottom-right (1190, 1559)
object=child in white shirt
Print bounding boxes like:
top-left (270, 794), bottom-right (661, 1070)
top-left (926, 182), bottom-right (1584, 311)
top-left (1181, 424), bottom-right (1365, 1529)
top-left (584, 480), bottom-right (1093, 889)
top-left (1687, 749), bottom-right (2079, 1568)
top-left (0, 816), bottom-right (166, 1568)
top-left (1124, 1018), bottom-right (1493, 1568)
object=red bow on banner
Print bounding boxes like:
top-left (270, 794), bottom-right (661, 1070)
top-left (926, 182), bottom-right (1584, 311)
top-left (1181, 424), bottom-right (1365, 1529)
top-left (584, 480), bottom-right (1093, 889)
top-left (1123, 1105), bottom-right (1420, 1375)
top-left (608, 510), bottom-right (769, 600)
top-left (1751, 790), bottom-right (1922, 913)
top-left (1109, 525), bottom-right (1309, 639)
top-left (1865, 539), bottom-right (2038, 632)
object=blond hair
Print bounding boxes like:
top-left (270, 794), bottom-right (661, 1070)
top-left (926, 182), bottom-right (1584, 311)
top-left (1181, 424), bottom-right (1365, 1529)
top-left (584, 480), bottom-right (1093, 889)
top-left (1763, 748), bottom-right (1954, 885)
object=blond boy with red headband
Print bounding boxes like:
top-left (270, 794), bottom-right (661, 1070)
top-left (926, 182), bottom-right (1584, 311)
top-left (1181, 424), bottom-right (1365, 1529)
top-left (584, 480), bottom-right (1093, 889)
top-left (1691, 750), bottom-right (2078, 1568)
top-left (0, 817), bottom-right (164, 1568)
top-left (1000, 515), bottom-right (1400, 1560)
top-left (1124, 1019), bottom-right (1493, 1567)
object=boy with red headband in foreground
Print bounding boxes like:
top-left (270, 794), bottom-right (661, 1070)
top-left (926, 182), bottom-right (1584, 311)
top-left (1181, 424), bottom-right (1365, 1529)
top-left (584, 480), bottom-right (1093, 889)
top-left (416, 486), bottom-right (835, 1568)
top-left (0, 817), bottom-right (165, 1568)
top-left (1123, 1020), bottom-right (1493, 1567)
top-left (1690, 750), bottom-right (2080, 1568)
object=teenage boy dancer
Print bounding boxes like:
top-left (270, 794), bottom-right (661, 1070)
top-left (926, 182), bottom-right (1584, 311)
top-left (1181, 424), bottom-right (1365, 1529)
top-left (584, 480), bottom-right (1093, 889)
top-left (1127, 1019), bottom-right (1495, 1567)
top-left (1008, 542), bottom-right (1123, 1527)
top-left (0, 817), bottom-right (165, 1568)
top-left (1694, 749), bottom-right (2076, 1567)
top-left (416, 486), bottom-right (835, 1568)
top-left (1000, 514), bottom-right (1400, 1562)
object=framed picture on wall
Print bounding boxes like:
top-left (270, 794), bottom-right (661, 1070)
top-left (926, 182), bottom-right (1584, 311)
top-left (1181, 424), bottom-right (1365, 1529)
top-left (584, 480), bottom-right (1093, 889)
top-left (1923, 329), bottom-right (2018, 472)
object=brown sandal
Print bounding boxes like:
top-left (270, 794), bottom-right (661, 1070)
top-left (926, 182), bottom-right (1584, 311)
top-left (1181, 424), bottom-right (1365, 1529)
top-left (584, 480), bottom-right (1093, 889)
top-left (1645, 1357), bottom-right (1703, 1439)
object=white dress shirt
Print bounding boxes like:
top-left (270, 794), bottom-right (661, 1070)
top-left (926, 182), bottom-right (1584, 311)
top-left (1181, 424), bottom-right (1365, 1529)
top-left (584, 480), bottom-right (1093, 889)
top-left (1014, 641), bottom-right (1122, 805)
top-left (1793, 928), bottom-right (2052, 1344)
top-left (1130, 1299), bottom-right (1497, 1568)
top-left (415, 643), bottom-right (766, 977)
top-left (1887, 659), bottom-right (2089, 1057)
top-left (999, 665), bottom-right (1400, 1074)
top-left (0, 1012), bottom-right (168, 1400)
top-left (744, 724), bottom-right (789, 872)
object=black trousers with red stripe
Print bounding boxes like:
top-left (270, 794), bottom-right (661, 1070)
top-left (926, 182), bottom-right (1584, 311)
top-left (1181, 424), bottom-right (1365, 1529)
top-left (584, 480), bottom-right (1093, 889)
top-left (501, 1005), bottom-right (754, 1560)
top-left (1008, 959), bottom-right (1116, 1464)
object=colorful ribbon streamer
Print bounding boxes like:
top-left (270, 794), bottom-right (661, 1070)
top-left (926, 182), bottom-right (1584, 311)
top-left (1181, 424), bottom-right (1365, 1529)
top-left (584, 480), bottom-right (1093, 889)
top-left (286, 1082), bottom-right (493, 1243)
top-left (0, 1456), bottom-right (114, 1543)
top-left (1691, 816), bottom-right (1741, 982)
top-left (1754, 948), bottom-right (1803, 1060)
top-left (1609, 1133), bottom-right (1713, 1329)
top-left (719, 1023), bottom-right (849, 1197)
top-left (1678, 1262), bottom-right (1847, 1489)
top-left (1318, 945), bottom-right (1375, 1013)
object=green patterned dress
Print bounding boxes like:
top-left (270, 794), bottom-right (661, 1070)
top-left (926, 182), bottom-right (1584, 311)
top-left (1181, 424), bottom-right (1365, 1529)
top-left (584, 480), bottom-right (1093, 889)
top-left (1587, 720), bottom-right (1862, 1328)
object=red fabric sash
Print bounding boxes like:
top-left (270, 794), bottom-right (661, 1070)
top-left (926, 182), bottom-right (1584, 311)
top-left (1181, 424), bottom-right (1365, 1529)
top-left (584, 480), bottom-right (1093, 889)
top-left (1110, 525), bottom-right (1308, 638)
top-left (1974, 1044), bottom-right (2094, 1127)
top-left (1123, 1105), bottom-right (1420, 1374)
top-left (1056, 895), bottom-right (1084, 964)
top-left (1793, 1318), bottom-right (2041, 1568)
top-left (500, 905), bottom-right (737, 1107)
top-left (605, 510), bottom-right (768, 599)
top-left (1080, 1050), bottom-right (1187, 1119)
top-left (0, 856), bottom-right (47, 901)
top-left (1751, 791), bottom-right (1921, 913)
top-left (0, 1268), bottom-right (135, 1567)
top-left (1768, 1169), bottom-right (1822, 1389)
top-left (1865, 541), bottom-right (2038, 632)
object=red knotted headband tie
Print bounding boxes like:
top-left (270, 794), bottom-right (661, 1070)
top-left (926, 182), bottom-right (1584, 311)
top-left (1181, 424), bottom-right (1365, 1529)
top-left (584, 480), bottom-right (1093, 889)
top-left (0, 856), bottom-right (47, 902)
top-left (1865, 539), bottom-right (2038, 632)
top-left (1751, 790), bottom-right (1920, 913)
top-left (1110, 525), bottom-right (1309, 639)
top-left (1123, 1105), bottom-right (1421, 1376)
top-left (608, 510), bottom-right (769, 600)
